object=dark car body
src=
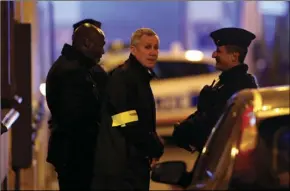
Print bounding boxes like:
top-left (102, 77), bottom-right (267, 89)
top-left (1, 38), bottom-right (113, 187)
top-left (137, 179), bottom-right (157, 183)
top-left (152, 86), bottom-right (290, 190)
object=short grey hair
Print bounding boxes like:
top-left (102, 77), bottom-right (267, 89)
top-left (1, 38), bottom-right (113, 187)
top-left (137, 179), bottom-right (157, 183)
top-left (130, 28), bottom-right (159, 46)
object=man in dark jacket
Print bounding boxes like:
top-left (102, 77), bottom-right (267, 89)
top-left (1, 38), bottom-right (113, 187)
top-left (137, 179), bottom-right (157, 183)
top-left (92, 28), bottom-right (164, 190)
top-left (173, 27), bottom-right (259, 153)
top-left (45, 19), bottom-right (107, 190)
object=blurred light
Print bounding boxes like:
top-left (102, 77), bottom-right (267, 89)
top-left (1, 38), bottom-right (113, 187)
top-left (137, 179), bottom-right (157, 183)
top-left (206, 170), bottom-right (214, 179)
top-left (257, 108), bottom-right (290, 118)
top-left (40, 83), bottom-right (46, 96)
top-left (185, 50), bottom-right (203, 61)
top-left (249, 116), bottom-right (256, 126)
top-left (232, 112), bottom-right (237, 117)
top-left (258, 1), bottom-right (288, 16)
top-left (2, 109), bottom-right (20, 130)
top-left (231, 147), bottom-right (239, 158)
top-left (261, 105), bottom-right (271, 111)
top-left (14, 95), bottom-right (23, 104)
top-left (240, 106), bottom-right (258, 152)
top-left (280, 108), bottom-right (290, 115)
top-left (109, 39), bottom-right (127, 51)
top-left (196, 183), bottom-right (206, 188)
top-left (202, 147), bottom-right (207, 154)
top-left (170, 42), bottom-right (184, 55)
top-left (275, 86), bottom-right (289, 92)
top-left (256, 59), bottom-right (267, 70)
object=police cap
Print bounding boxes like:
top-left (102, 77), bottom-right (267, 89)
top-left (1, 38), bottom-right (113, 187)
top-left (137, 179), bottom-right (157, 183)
top-left (73, 19), bottom-right (102, 31)
top-left (210, 27), bottom-right (256, 49)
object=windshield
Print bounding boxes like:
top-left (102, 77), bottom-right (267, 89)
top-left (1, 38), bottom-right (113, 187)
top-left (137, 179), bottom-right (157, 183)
top-left (153, 61), bottom-right (216, 79)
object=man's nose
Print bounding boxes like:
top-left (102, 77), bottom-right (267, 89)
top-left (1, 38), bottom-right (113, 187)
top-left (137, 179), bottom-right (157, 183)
top-left (149, 49), bottom-right (158, 56)
top-left (212, 51), bottom-right (217, 58)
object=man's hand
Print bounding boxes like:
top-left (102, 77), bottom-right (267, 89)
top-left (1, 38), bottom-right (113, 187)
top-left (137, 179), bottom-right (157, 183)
top-left (150, 134), bottom-right (163, 169)
top-left (150, 132), bottom-right (165, 159)
top-left (150, 158), bottom-right (160, 169)
top-left (157, 135), bottom-right (165, 145)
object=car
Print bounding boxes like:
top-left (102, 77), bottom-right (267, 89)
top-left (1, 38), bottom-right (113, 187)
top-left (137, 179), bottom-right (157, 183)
top-left (101, 43), bottom-right (220, 137)
top-left (151, 85), bottom-right (290, 190)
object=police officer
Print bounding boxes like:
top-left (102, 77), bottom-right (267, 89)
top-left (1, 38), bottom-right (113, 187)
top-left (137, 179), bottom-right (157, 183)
top-left (173, 27), bottom-right (259, 153)
top-left (46, 19), bottom-right (107, 190)
top-left (92, 28), bottom-right (164, 190)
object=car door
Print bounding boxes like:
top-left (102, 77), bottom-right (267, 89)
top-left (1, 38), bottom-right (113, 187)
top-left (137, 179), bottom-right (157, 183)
top-left (228, 114), bottom-right (290, 189)
top-left (186, 103), bottom-right (240, 190)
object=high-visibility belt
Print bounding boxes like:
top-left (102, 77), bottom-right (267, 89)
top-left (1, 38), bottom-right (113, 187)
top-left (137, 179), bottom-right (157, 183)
top-left (112, 110), bottom-right (138, 127)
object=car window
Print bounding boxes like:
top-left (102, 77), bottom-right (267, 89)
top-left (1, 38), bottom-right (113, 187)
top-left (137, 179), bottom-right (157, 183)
top-left (256, 115), bottom-right (289, 188)
top-left (190, 104), bottom-right (236, 183)
top-left (153, 61), bottom-right (216, 79)
top-left (230, 114), bottom-right (290, 189)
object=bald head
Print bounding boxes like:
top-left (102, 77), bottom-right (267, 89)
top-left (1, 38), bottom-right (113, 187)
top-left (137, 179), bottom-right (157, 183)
top-left (72, 23), bottom-right (106, 63)
top-left (73, 19), bottom-right (102, 31)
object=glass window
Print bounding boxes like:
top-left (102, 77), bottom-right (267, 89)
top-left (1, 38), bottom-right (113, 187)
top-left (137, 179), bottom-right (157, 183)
top-left (153, 61), bottom-right (216, 79)
top-left (230, 114), bottom-right (290, 189)
top-left (256, 115), bottom-right (289, 188)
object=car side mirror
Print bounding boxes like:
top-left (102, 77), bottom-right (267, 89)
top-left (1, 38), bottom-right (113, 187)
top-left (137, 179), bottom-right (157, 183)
top-left (151, 161), bottom-right (188, 186)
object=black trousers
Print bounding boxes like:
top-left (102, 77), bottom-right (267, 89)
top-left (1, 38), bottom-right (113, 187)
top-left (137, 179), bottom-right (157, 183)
top-left (50, 142), bottom-right (96, 190)
top-left (92, 158), bottom-right (150, 190)
top-left (55, 162), bottom-right (94, 190)
top-left (48, 130), bottom-right (97, 190)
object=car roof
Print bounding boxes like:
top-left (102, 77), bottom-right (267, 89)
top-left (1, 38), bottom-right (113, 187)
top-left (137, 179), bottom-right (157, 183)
top-left (229, 86), bottom-right (290, 119)
top-left (102, 50), bottom-right (216, 65)
top-left (157, 51), bottom-right (215, 64)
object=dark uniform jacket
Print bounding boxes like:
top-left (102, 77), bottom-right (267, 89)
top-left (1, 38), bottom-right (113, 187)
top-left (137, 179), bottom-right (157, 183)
top-left (173, 63), bottom-right (258, 152)
top-left (92, 54), bottom-right (164, 190)
top-left (46, 44), bottom-right (108, 171)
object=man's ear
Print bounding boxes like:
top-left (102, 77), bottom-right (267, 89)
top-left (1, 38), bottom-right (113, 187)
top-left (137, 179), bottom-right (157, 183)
top-left (130, 45), bottom-right (136, 56)
top-left (232, 52), bottom-right (240, 62)
top-left (84, 38), bottom-right (93, 49)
